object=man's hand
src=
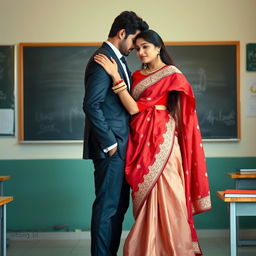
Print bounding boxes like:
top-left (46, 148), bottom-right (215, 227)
top-left (108, 146), bottom-right (117, 157)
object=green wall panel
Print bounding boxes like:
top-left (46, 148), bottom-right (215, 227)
top-left (0, 157), bottom-right (256, 232)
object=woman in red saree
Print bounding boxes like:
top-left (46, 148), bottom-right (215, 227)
top-left (94, 29), bottom-right (211, 256)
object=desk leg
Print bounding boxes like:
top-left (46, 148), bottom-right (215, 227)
top-left (0, 204), bottom-right (6, 256)
top-left (0, 181), bottom-right (3, 196)
top-left (236, 216), bottom-right (240, 246)
top-left (4, 204), bottom-right (6, 256)
top-left (235, 180), bottom-right (240, 247)
top-left (230, 202), bottom-right (237, 256)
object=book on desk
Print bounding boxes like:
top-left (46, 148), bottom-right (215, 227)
top-left (237, 168), bottom-right (256, 174)
top-left (224, 189), bottom-right (256, 197)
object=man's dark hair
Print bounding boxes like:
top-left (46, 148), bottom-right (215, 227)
top-left (108, 11), bottom-right (149, 38)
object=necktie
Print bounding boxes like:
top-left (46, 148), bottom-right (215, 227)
top-left (120, 56), bottom-right (131, 87)
top-left (120, 56), bottom-right (128, 68)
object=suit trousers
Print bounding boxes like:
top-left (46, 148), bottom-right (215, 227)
top-left (91, 151), bottom-right (130, 256)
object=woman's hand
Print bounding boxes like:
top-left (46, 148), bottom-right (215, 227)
top-left (94, 54), bottom-right (120, 81)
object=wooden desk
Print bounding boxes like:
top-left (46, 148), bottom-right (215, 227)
top-left (0, 197), bottom-right (13, 256)
top-left (228, 172), bottom-right (256, 246)
top-left (228, 173), bottom-right (256, 189)
top-left (0, 177), bottom-right (11, 196)
top-left (217, 191), bottom-right (256, 256)
top-left (0, 176), bottom-right (11, 251)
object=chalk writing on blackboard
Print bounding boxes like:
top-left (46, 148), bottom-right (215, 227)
top-left (0, 90), bottom-right (7, 101)
top-left (201, 110), bottom-right (236, 126)
top-left (69, 106), bottom-right (84, 134)
top-left (0, 51), bottom-right (7, 100)
top-left (35, 111), bottom-right (60, 135)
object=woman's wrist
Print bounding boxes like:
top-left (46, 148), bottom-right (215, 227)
top-left (111, 74), bottom-right (122, 83)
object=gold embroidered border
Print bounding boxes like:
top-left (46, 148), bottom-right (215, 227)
top-left (192, 195), bottom-right (211, 214)
top-left (133, 116), bottom-right (175, 216)
top-left (192, 241), bottom-right (201, 254)
top-left (131, 65), bottom-right (181, 100)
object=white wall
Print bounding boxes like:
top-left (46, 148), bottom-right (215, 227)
top-left (0, 0), bottom-right (256, 159)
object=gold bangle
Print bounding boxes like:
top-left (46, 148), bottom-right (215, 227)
top-left (112, 81), bottom-right (126, 90)
top-left (113, 84), bottom-right (127, 93)
top-left (114, 85), bottom-right (127, 94)
top-left (115, 87), bottom-right (127, 94)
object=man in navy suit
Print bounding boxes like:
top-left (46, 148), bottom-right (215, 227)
top-left (83, 11), bottom-right (148, 256)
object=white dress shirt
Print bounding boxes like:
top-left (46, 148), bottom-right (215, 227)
top-left (105, 41), bottom-right (130, 88)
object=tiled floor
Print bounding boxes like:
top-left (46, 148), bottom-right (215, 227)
top-left (6, 237), bottom-right (256, 256)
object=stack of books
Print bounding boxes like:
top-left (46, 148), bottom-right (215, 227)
top-left (224, 189), bottom-right (256, 197)
top-left (237, 168), bottom-right (256, 174)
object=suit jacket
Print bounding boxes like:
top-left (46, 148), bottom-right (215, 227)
top-left (83, 42), bottom-right (131, 160)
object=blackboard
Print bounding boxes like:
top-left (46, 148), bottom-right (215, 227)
top-left (0, 45), bottom-right (15, 135)
top-left (167, 43), bottom-right (239, 140)
top-left (19, 42), bottom-right (239, 141)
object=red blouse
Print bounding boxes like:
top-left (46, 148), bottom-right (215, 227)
top-left (132, 69), bottom-right (168, 112)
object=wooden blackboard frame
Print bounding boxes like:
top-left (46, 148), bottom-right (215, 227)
top-left (18, 41), bottom-right (240, 142)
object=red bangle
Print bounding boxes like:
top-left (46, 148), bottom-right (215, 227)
top-left (113, 79), bottom-right (124, 86)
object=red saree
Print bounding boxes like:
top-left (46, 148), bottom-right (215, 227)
top-left (125, 65), bottom-right (211, 255)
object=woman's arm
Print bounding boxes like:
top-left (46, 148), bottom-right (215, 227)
top-left (113, 88), bottom-right (139, 115)
top-left (94, 54), bottom-right (139, 115)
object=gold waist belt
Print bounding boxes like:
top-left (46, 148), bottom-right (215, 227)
top-left (154, 105), bottom-right (167, 110)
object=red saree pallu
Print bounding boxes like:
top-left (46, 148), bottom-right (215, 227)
top-left (125, 66), bottom-right (211, 255)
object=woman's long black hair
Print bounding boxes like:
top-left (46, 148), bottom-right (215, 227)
top-left (134, 29), bottom-right (179, 118)
top-left (134, 29), bottom-right (175, 66)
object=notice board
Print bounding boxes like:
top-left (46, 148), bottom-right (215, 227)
top-left (0, 45), bottom-right (15, 135)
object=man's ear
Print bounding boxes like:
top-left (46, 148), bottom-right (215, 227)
top-left (117, 29), bottom-right (126, 40)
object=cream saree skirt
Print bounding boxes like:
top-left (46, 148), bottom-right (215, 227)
top-left (123, 136), bottom-right (195, 256)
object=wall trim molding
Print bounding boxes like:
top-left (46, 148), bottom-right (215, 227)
top-left (8, 229), bottom-right (256, 240)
